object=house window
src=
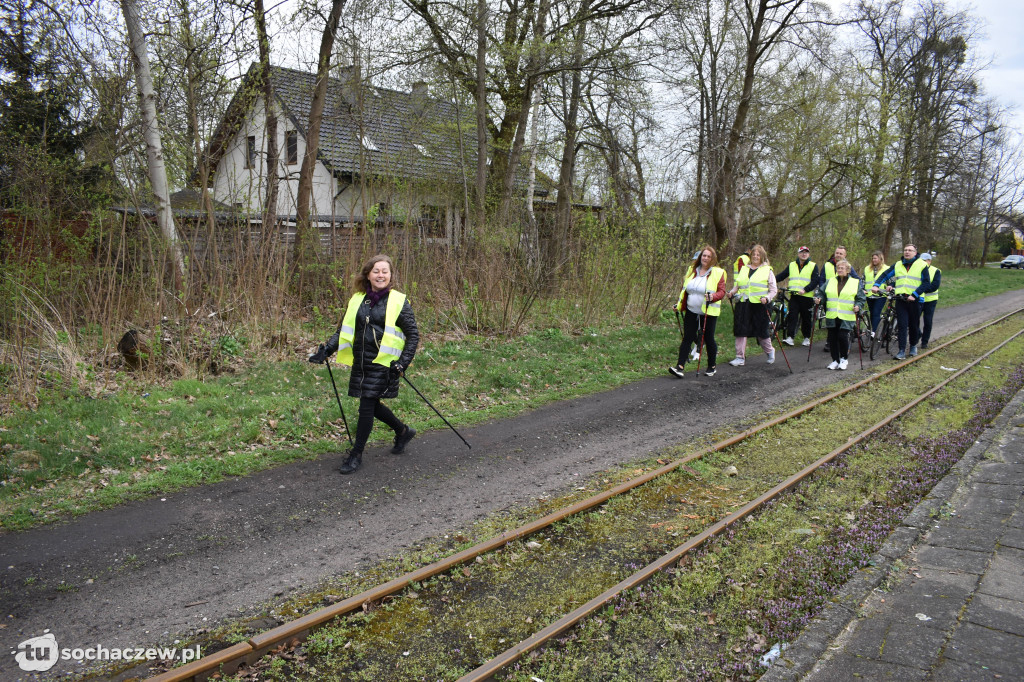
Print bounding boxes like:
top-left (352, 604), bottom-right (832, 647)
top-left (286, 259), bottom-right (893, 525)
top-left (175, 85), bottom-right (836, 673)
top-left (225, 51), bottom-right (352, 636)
top-left (420, 204), bottom-right (445, 238)
top-left (413, 143), bottom-right (432, 158)
top-left (361, 135), bottom-right (379, 151)
top-left (245, 135), bottom-right (257, 169)
top-left (286, 130), bottom-right (298, 165)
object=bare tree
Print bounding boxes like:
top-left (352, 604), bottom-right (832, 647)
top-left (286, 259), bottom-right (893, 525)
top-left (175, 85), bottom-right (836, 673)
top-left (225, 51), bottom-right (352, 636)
top-left (119, 0), bottom-right (185, 279)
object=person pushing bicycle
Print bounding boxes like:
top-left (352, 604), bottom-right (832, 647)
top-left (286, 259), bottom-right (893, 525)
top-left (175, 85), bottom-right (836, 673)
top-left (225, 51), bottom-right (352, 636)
top-left (869, 244), bottom-right (932, 360)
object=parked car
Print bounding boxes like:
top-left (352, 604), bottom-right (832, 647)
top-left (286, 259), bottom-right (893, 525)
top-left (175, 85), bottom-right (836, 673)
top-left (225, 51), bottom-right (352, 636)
top-left (1001, 255), bottom-right (1024, 269)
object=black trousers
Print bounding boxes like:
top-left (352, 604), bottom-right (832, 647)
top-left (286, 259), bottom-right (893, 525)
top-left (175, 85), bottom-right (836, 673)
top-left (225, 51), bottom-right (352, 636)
top-left (827, 326), bottom-right (851, 362)
top-left (919, 300), bottom-right (936, 346)
top-left (786, 295), bottom-right (814, 339)
top-left (895, 297), bottom-right (921, 351)
top-left (678, 310), bottom-right (718, 368)
top-left (353, 397), bottom-right (404, 452)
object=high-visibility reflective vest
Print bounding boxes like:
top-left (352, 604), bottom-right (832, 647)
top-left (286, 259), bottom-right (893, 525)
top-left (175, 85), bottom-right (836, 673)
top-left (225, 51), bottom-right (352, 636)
top-left (823, 261), bottom-right (837, 280)
top-left (336, 291), bottom-right (407, 367)
top-left (863, 264), bottom-right (886, 296)
top-left (825, 277), bottom-right (858, 321)
top-left (678, 266), bottom-right (727, 316)
top-left (786, 260), bottom-right (816, 297)
top-left (733, 253), bottom-right (750, 279)
top-left (735, 264), bottom-right (772, 303)
top-left (894, 258), bottom-right (928, 296)
top-left (922, 265), bottom-right (940, 302)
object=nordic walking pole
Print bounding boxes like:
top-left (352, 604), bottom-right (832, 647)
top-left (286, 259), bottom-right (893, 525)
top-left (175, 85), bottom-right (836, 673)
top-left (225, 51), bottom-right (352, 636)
top-left (674, 309), bottom-right (684, 341)
top-left (807, 301), bottom-right (819, 362)
top-left (855, 311), bottom-right (865, 370)
top-left (769, 316), bottom-right (794, 374)
top-left (324, 359), bottom-right (354, 447)
top-left (696, 297), bottom-right (711, 377)
top-left (402, 375), bottom-right (471, 449)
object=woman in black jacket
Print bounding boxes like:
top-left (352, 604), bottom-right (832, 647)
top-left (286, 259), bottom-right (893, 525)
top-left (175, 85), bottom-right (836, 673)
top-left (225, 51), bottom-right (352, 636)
top-left (309, 254), bottom-right (420, 474)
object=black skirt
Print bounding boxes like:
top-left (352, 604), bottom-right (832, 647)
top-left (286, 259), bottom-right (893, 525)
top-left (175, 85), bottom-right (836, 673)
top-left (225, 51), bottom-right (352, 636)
top-left (733, 300), bottom-right (771, 339)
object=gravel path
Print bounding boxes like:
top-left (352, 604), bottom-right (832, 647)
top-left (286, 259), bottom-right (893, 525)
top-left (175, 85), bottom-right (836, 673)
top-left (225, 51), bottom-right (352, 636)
top-left (3, 288), bottom-right (1023, 680)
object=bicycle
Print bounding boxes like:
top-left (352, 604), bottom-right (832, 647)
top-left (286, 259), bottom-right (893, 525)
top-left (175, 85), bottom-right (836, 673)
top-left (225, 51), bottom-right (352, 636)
top-left (869, 290), bottom-right (900, 360)
top-left (770, 291), bottom-right (789, 337)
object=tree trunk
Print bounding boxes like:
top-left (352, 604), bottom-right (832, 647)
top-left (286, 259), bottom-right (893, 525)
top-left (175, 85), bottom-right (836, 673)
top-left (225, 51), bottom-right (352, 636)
top-left (553, 12), bottom-right (589, 268)
top-left (474, 0), bottom-right (488, 234)
top-left (256, 0), bottom-right (279, 241)
top-left (294, 0), bottom-right (348, 274)
top-left (120, 0), bottom-right (185, 280)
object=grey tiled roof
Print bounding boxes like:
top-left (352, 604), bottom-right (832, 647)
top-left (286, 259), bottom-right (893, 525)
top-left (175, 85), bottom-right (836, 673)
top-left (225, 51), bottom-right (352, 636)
top-left (269, 65), bottom-right (476, 184)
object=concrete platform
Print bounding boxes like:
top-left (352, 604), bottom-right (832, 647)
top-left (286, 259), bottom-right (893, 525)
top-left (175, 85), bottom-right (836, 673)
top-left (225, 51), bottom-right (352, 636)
top-left (762, 388), bottom-right (1024, 681)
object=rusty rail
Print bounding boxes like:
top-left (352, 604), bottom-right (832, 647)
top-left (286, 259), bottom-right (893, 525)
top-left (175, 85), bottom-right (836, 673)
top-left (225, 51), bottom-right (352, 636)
top-left (457, 320), bottom-right (1024, 681)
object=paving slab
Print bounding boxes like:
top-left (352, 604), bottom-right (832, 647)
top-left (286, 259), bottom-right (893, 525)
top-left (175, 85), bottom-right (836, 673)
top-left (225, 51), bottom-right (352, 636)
top-left (911, 545), bottom-right (990, 574)
top-left (925, 523), bottom-right (1005, 553)
top-left (943, 622), bottom-right (1024, 674)
top-left (804, 652), bottom-right (929, 681)
top-left (930, 658), bottom-right (1017, 681)
top-left (965, 592), bottom-right (1024, 636)
top-left (999, 525), bottom-right (1024, 550)
top-left (977, 551), bottom-right (1024, 602)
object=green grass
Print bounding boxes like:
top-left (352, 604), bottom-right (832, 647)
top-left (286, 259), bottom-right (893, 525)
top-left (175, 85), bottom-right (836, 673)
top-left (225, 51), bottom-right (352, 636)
top-left (0, 277), bottom-right (1020, 530)
top-left (938, 266), bottom-right (1024, 305)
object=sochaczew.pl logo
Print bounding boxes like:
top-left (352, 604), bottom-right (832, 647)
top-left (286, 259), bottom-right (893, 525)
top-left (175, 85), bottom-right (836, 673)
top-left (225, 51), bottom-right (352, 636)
top-left (12, 630), bottom-right (59, 672)
top-left (12, 630), bottom-right (202, 672)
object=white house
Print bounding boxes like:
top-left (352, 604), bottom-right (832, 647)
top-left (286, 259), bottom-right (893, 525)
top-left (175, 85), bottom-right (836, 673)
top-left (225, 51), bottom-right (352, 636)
top-left (203, 63), bottom-right (476, 246)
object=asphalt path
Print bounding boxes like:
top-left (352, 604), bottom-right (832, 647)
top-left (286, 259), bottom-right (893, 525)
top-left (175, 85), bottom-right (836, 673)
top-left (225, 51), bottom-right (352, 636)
top-left (3, 288), bottom-right (1024, 680)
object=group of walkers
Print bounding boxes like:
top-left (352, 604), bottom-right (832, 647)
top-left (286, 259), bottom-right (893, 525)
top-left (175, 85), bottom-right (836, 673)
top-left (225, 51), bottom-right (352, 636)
top-left (303, 245), bottom-right (941, 475)
top-left (670, 243), bottom-right (941, 378)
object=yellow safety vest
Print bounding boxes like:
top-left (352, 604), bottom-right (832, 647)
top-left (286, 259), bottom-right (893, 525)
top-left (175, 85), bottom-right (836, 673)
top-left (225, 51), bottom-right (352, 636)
top-left (733, 253), bottom-right (750, 279)
top-left (863, 264), bottom-right (886, 297)
top-left (825, 277), bottom-right (858, 322)
top-left (336, 291), bottom-right (408, 367)
top-left (894, 259), bottom-right (928, 296)
top-left (786, 260), bottom-right (816, 297)
top-left (823, 261), bottom-right (837, 280)
top-left (735, 265), bottom-right (772, 303)
top-left (922, 265), bottom-right (940, 303)
top-left (678, 266), bottom-right (726, 317)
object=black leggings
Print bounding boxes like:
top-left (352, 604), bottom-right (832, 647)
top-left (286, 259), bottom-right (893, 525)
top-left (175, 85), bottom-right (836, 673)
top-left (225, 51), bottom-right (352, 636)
top-left (827, 326), bottom-right (851, 362)
top-left (677, 310), bottom-right (718, 368)
top-left (353, 397), bottom-right (404, 452)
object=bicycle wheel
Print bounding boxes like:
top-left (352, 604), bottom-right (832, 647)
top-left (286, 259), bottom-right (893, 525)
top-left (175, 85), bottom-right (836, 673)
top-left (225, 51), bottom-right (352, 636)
top-left (856, 310), bottom-right (872, 352)
top-left (870, 302), bottom-right (890, 360)
top-left (870, 316), bottom-right (882, 360)
top-left (882, 312), bottom-right (895, 355)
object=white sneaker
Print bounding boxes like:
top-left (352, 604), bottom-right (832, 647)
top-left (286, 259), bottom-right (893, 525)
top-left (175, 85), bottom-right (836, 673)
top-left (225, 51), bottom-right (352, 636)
top-left (827, 360), bottom-right (839, 370)
top-left (783, 337), bottom-right (794, 346)
top-left (838, 358), bottom-right (848, 370)
top-left (729, 357), bottom-right (745, 366)
top-left (766, 351), bottom-right (776, 364)
top-left (802, 338), bottom-right (811, 346)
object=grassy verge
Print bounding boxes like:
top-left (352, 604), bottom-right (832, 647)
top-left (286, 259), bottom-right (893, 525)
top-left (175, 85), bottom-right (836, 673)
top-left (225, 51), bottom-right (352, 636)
top-left (0, 272), bottom-right (1019, 530)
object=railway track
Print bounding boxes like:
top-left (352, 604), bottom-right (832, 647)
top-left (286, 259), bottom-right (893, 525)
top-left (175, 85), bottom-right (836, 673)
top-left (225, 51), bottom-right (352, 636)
top-left (149, 310), bottom-right (1024, 682)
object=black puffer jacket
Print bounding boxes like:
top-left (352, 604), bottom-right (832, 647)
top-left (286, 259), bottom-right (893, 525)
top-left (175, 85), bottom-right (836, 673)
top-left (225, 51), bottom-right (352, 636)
top-left (325, 291), bottom-right (419, 399)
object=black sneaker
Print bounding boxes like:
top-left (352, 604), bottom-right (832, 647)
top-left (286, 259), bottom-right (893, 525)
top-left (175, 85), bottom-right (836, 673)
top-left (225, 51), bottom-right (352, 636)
top-left (668, 366), bottom-right (685, 379)
top-left (339, 449), bottom-right (362, 474)
top-left (391, 426), bottom-right (416, 454)
top-left (704, 366), bottom-right (716, 376)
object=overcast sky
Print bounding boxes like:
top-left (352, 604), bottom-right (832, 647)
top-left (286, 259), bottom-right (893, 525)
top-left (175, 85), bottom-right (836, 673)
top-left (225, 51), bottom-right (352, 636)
top-left (956, 0), bottom-right (1024, 136)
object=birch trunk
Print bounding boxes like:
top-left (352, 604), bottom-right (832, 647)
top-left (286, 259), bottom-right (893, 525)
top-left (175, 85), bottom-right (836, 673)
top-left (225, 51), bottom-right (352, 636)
top-left (120, 0), bottom-right (185, 279)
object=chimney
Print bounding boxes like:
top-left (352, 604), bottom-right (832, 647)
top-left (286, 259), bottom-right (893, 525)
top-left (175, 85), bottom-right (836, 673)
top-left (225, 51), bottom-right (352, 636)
top-left (411, 81), bottom-right (427, 113)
